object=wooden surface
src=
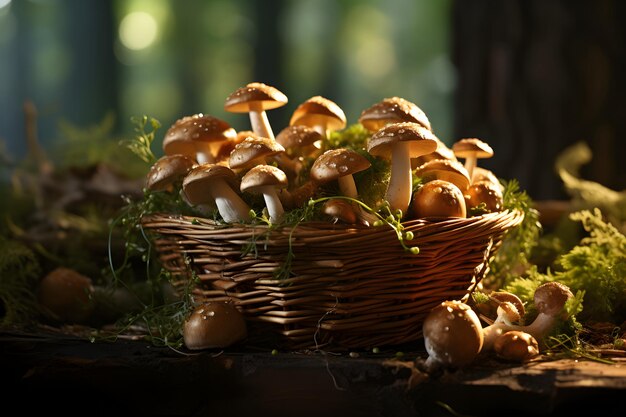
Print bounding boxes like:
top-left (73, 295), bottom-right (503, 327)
top-left (2, 329), bottom-right (625, 417)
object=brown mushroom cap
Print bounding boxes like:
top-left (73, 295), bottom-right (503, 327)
top-left (289, 96), bottom-right (347, 135)
top-left (410, 179), bottom-right (467, 219)
top-left (183, 301), bottom-right (247, 350)
top-left (533, 282), bottom-right (574, 317)
top-left (494, 330), bottom-right (540, 362)
top-left (465, 181), bottom-right (504, 213)
top-left (414, 159), bottom-right (471, 192)
top-left (182, 163), bottom-right (238, 205)
top-left (228, 136), bottom-right (285, 170)
top-left (412, 137), bottom-right (457, 169)
top-left (224, 82), bottom-right (288, 113)
top-left (275, 125), bottom-right (323, 157)
top-left (359, 96), bottom-right (431, 132)
top-left (145, 154), bottom-right (195, 192)
top-left (471, 166), bottom-right (501, 188)
top-left (322, 198), bottom-right (358, 224)
top-left (37, 267), bottom-right (95, 324)
top-left (367, 122), bottom-right (438, 159)
top-left (162, 114), bottom-right (236, 161)
top-left (490, 291), bottom-right (526, 319)
top-left (452, 138), bottom-right (494, 160)
top-left (240, 164), bottom-right (288, 193)
top-left (309, 148), bottom-right (371, 185)
top-left (422, 300), bottom-right (484, 368)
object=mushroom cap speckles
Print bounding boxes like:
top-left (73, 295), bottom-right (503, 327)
top-left (145, 154), bottom-right (195, 191)
top-left (422, 300), bottom-right (484, 368)
top-left (289, 96), bottom-right (347, 132)
top-left (359, 96), bottom-right (431, 132)
top-left (228, 136), bottom-right (285, 170)
top-left (163, 113), bottom-right (236, 156)
top-left (452, 138), bottom-right (494, 159)
top-left (224, 82), bottom-right (288, 113)
top-left (240, 164), bottom-right (288, 193)
top-left (310, 148), bottom-right (371, 184)
top-left (367, 122), bottom-right (438, 159)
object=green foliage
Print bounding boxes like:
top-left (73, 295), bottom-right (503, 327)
top-left (119, 115), bottom-right (161, 165)
top-left (0, 236), bottom-right (42, 327)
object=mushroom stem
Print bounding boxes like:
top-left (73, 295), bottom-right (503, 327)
top-left (386, 141), bottom-right (413, 216)
top-left (464, 156), bottom-right (477, 180)
top-left (249, 102), bottom-right (274, 140)
top-left (257, 185), bottom-right (284, 223)
top-left (195, 149), bottom-right (215, 165)
top-left (211, 180), bottom-right (251, 223)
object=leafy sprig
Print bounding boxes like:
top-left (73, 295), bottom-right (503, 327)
top-left (119, 115), bottom-right (161, 164)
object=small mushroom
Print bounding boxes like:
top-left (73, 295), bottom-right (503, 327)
top-left (322, 198), bottom-right (358, 224)
top-left (358, 96), bottom-right (431, 133)
top-left (37, 267), bottom-right (95, 324)
top-left (410, 179), bottom-right (467, 219)
top-left (145, 154), bottom-right (195, 192)
top-left (452, 138), bottom-right (494, 180)
top-left (494, 330), bottom-right (540, 362)
top-left (183, 301), bottom-right (247, 350)
top-left (422, 300), bottom-right (484, 370)
top-left (411, 136), bottom-right (457, 169)
top-left (414, 159), bottom-right (471, 193)
top-left (240, 164), bottom-right (289, 223)
top-left (367, 122), bottom-right (438, 217)
top-left (162, 114), bottom-right (237, 164)
top-left (289, 96), bottom-right (347, 141)
top-left (481, 301), bottom-right (523, 351)
top-left (464, 180), bottom-right (504, 214)
top-left (228, 135), bottom-right (286, 172)
top-left (182, 163), bottom-right (251, 223)
top-left (275, 125), bottom-right (324, 178)
top-left (224, 82), bottom-right (288, 140)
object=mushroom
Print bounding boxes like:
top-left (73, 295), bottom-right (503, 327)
top-left (289, 95), bottom-right (347, 142)
top-left (414, 159), bottom-right (471, 193)
top-left (162, 114), bottom-right (237, 164)
top-left (451, 138), bottom-right (494, 180)
top-left (37, 267), bottom-right (95, 324)
top-left (224, 82), bottom-right (288, 140)
top-left (358, 96), bottom-right (431, 133)
top-left (494, 330), bottom-right (540, 362)
top-left (422, 300), bottom-right (484, 370)
top-left (481, 282), bottom-right (574, 351)
top-left (322, 198), bottom-right (358, 224)
top-left (410, 179), bottom-right (467, 219)
top-left (481, 301), bottom-right (523, 351)
top-left (471, 166), bottom-right (501, 189)
top-left (182, 163), bottom-right (251, 223)
top-left (240, 164), bottom-right (289, 223)
top-left (275, 125), bottom-right (324, 178)
top-left (367, 122), bottom-right (438, 216)
top-left (145, 154), bottom-right (195, 192)
top-left (183, 301), bottom-right (247, 350)
top-left (464, 180), bottom-right (504, 214)
top-left (228, 135), bottom-right (286, 172)
top-left (411, 136), bottom-right (457, 169)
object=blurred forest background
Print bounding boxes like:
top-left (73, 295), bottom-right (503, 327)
top-left (0, 0), bottom-right (624, 201)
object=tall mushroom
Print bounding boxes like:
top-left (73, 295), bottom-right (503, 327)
top-left (289, 96), bottom-right (347, 143)
top-left (224, 82), bottom-right (288, 140)
top-left (240, 164), bottom-right (289, 223)
top-left (358, 96), bottom-right (431, 133)
top-left (162, 114), bottom-right (237, 164)
top-left (452, 138), bottom-right (494, 180)
top-left (182, 163), bottom-right (251, 223)
top-left (367, 122), bottom-right (438, 217)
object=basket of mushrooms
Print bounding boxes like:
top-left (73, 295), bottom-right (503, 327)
top-left (140, 82), bottom-right (524, 350)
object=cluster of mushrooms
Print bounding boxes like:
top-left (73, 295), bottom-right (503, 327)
top-left (421, 281), bottom-right (575, 370)
top-left (145, 82), bottom-right (505, 228)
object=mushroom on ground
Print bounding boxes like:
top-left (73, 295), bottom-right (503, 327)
top-left (37, 267), bottom-right (95, 324)
top-left (182, 163), bottom-right (251, 223)
top-left (367, 122), bottom-right (438, 217)
top-left (494, 330), bottom-right (540, 362)
top-left (162, 114), bottom-right (236, 164)
top-left (240, 164), bottom-right (289, 223)
top-left (289, 95), bottom-right (347, 142)
top-left (410, 179), bottom-right (467, 219)
top-left (145, 154), bottom-right (195, 192)
top-left (224, 82), bottom-right (288, 141)
top-left (358, 96), bottom-right (431, 133)
top-left (481, 301), bottom-right (524, 350)
top-left (422, 300), bottom-right (484, 371)
top-left (183, 301), bottom-right (247, 350)
top-left (452, 138), bottom-right (494, 180)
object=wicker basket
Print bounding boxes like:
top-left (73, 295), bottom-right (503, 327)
top-left (141, 209), bottom-right (523, 350)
